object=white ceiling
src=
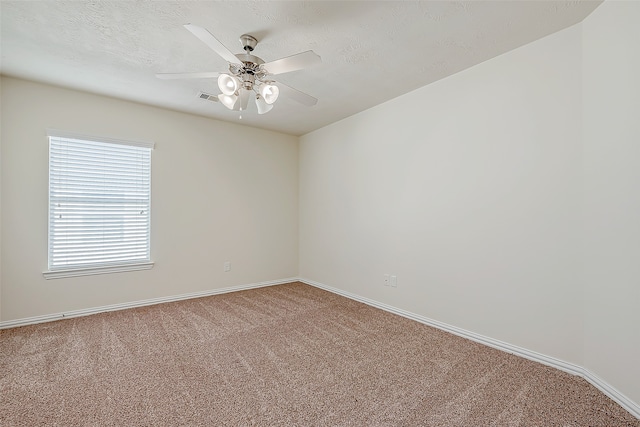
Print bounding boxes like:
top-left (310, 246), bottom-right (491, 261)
top-left (1, 1), bottom-right (600, 136)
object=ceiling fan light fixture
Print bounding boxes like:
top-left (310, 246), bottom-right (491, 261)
top-left (255, 95), bottom-right (273, 115)
top-left (160, 26), bottom-right (320, 117)
top-left (218, 73), bottom-right (240, 96)
top-left (219, 93), bottom-right (238, 110)
top-left (260, 83), bottom-right (279, 105)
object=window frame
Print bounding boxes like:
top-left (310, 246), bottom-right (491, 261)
top-left (43, 130), bottom-right (155, 279)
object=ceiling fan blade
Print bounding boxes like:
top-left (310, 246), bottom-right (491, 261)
top-left (262, 51), bottom-right (321, 75)
top-left (156, 72), bottom-right (220, 80)
top-left (274, 81), bottom-right (318, 106)
top-left (183, 24), bottom-right (239, 64)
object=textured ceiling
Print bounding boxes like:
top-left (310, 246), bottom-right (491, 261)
top-left (0, 1), bottom-right (601, 136)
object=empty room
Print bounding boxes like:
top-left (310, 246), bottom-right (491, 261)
top-left (1, 1), bottom-right (638, 425)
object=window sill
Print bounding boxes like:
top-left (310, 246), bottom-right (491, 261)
top-left (43, 261), bottom-right (154, 280)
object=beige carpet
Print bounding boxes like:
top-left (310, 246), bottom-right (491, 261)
top-left (1, 282), bottom-right (638, 426)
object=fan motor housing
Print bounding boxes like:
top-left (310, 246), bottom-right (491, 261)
top-left (231, 53), bottom-right (266, 81)
top-left (234, 53), bottom-right (264, 66)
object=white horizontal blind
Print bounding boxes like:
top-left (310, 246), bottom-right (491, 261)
top-left (48, 134), bottom-right (152, 270)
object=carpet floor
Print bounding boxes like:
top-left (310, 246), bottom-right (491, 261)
top-left (1, 282), bottom-right (638, 426)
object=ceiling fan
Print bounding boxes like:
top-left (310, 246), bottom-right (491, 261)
top-left (157, 24), bottom-right (321, 115)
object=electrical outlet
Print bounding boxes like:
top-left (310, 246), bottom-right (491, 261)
top-left (224, 261), bottom-right (231, 272)
top-left (390, 275), bottom-right (397, 287)
top-left (384, 274), bottom-right (390, 286)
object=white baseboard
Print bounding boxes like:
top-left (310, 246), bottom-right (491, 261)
top-left (583, 370), bottom-right (640, 420)
top-left (0, 277), bottom-right (298, 330)
top-left (298, 277), bottom-right (640, 420)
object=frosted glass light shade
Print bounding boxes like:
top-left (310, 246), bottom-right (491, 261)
top-left (259, 83), bottom-right (279, 105)
top-left (218, 74), bottom-right (239, 96)
top-left (219, 93), bottom-right (238, 110)
top-left (255, 95), bottom-right (273, 114)
top-left (239, 89), bottom-right (250, 111)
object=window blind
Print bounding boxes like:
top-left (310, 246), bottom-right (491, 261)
top-left (48, 133), bottom-right (153, 271)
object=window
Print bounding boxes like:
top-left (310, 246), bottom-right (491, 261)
top-left (44, 130), bottom-right (154, 279)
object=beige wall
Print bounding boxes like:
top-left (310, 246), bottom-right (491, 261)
top-left (300, 25), bottom-right (584, 365)
top-left (300, 1), bottom-right (640, 409)
top-left (0, 77), bottom-right (3, 322)
top-left (0, 76), bottom-right (299, 320)
top-left (582, 0), bottom-right (640, 405)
